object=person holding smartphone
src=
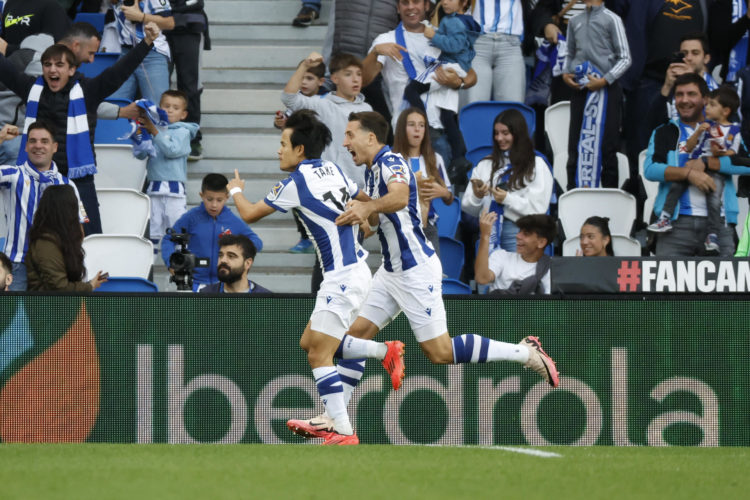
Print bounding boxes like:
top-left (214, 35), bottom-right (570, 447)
top-left (461, 109), bottom-right (554, 252)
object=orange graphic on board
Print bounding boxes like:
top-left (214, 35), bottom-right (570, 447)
top-left (0, 302), bottom-right (100, 442)
top-left (664, 0), bottom-right (694, 20)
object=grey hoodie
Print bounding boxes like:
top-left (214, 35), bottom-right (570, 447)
top-left (281, 91), bottom-right (372, 188)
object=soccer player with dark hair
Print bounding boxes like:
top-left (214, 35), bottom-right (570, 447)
top-left (228, 109), bottom-right (406, 445)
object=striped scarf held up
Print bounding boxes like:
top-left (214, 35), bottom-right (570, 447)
top-left (17, 76), bottom-right (96, 179)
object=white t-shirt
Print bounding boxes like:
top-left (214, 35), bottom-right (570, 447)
top-left (371, 30), bottom-right (443, 130)
top-left (487, 248), bottom-right (551, 294)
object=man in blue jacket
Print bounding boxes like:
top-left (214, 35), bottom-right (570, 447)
top-left (162, 173), bottom-right (263, 291)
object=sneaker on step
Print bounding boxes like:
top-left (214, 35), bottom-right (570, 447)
top-left (287, 413), bottom-right (334, 439)
top-left (188, 142), bottom-right (203, 161)
top-left (292, 6), bottom-right (319, 27)
top-left (381, 340), bottom-right (405, 390)
top-left (519, 336), bottom-right (560, 388)
top-left (705, 233), bottom-right (720, 253)
top-left (289, 238), bottom-right (315, 253)
top-left (647, 217), bottom-right (673, 233)
top-left (322, 431), bottom-right (359, 445)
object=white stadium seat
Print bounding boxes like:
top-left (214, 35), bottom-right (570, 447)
top-left (558, 188), bottom-right (637, 239)
top-left (562, 234), bottom-right (642, 256)
top-left (97, 188), bottom-right (150, 236)
top-left (83, 234), bottom-right (153, 280)
top-left (94, 144), bottom-right (147, 190)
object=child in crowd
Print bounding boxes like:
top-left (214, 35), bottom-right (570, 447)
top-left (648, 86), bottom-right (742, 253)
top-left (281, 51), bottom-right (372, 189)
top-left (404, 0), bottom-right (480, 162)
top-left (274, 59), bottom-right (326, 253)
top-left (136, 90), bottom-right (200, 249)
top-left (0, 252), bottom-right (12, 291)
top-left (161, 173), bottom-right (263, 291)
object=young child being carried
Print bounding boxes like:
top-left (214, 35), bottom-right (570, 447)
top-left (648, 86), bottom-right (742, 253)
top-left (403, 0), bottom-right (480, 161)
top-left (135, 90), bottom-right (200, 248)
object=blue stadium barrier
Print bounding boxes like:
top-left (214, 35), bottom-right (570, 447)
top-left (73, 12), bottom-right (105, 34)
top-left (439, 236), bottom-right (464, 280)
top-left (79, 52), bottom-right (120, 78)
top-left (442, 278), bottom-right (471, 294)
top-left (94, 99), bottom-right (133, 145)
top-left (96, 277), bottom-right (158, 292)
top-left (459, 101), bottom-right (536, 166)
top-left (434, 197), bottom-right (461, 238)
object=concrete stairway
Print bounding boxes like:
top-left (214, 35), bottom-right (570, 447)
top-left (153, 0), bottom-right (381, 292)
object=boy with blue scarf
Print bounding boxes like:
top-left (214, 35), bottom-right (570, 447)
top-left (562, 0), bottom-right (630, 189)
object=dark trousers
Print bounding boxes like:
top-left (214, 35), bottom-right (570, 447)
top-left (76, 175), bottom-right (102, 236)
top-left (663, 172), bottom-right (726, 235)
top-left (167, 32), bottom-right (202, 142)
top-left (566, 81), bottom-right (623, 189)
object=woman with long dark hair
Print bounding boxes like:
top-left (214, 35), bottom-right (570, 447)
top-left (462, 109), bottom-right (554, 251)
top-left (392, 107), bottom-right (454, 256)
top-left (578, 216), bottom-right (614, 256)
top-left (25, 185), bottom-right (107, 291)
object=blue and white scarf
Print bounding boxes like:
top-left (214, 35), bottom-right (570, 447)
top-left (727, 0), bottom-right (749, 84)
top-left (533, 34), bottom-right (567, 80)
top-left (122, 99), bottom-right (169, 158)
top-left (488, 158), bottom-right (512, 249)
top-left (574, 62), bottom-right (607, 188)
top-left (17, 77), bottom-right (96, 179)
top-left (395, 22), bottom-right (441, 110)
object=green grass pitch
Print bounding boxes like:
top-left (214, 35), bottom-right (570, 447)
top-left (1, 444), bottom-right (748, 499)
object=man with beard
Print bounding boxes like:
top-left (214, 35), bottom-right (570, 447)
top-left (199, 234), bottom-right (270, 293)
top-left (644, 72), bottom-right (750, 256)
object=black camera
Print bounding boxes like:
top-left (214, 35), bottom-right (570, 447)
top-left (669, 51), bottom-right (686, 64)
top-left (123, 0), bottom-right (135, 6)
top-left (167, 228), bottom-right (209, 291)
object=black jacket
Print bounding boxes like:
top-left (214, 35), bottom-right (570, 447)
top-left (0, 0), bottom-right (71, 56)
top-left (0, 40), bottom-right (151, 176)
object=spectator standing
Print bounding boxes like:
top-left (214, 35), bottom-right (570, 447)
top-left (562, 0), bottom-right (630, 189)
top-left (166, 0), bottom-right (209, 161)
top-left (110, 0), bottom-right (175, 103)
top-left (475, 212), bottom-right (556, 294)
top-left (199, 234), bottom-right (271, 293)
top-left (392, 107), bottom-right (454, 257)
top-left (645, 73), bottom-right (750, 257)
top-left (161, 173), bottom-right (263, 291)
top-left (1, 122), bottom-right (86, 291)
top-left (292, 0), bottom-right (320, 27)
top-left (708, 0), bottom-right (750, 83)
top-left (135, 90), bottom-right (199, 249)
top-left (462, 109), bottom-right (554, 252)
top-left (26, 184), bottom-right (107, 291)
top-left (0, 252), bottom-right (13, 291)
top-left (0, 25), bottom-right (164, 235)
top-left (0, 0), bottom-right (71, 56)
top-left (463, 0), bottom-right (531, 104)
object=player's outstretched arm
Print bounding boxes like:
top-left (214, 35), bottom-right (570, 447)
top-left (228, 169), bottom-right (276, 223)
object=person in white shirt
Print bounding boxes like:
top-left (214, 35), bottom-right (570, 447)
top-left (475, 212), bottom-right (557, 294)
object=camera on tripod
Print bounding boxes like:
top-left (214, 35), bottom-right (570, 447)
top-left (167, 228), bottom-right (209, 291)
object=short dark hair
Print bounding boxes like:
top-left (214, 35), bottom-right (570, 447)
top-left (201, 173), bottom-right (229, 193)
top-left (62, 22), bottom-right (102, 43)
top-left (674, 72), bottom-right (709, 96)
top-left (516, 214), bottom-right (557, 245)
top-left (329, 53), bottom-right (363, 74)
top-left (297, 59), bottom-right (326, 79)
top-left (161, 89), bottom-right (188, 109)
top-left (709, 86), bottom-right (740, 115)
top-left (41, 44), bottom-right (77, 67)
top-left (0, 252), bottom-right (11, 274)
top-left (27, 121), bottom-right (57, 140)
top-left (219, 234), bottom-right (257, 260)
top-left (679, 32), bottom-right (709, 54)
top-left (348, 111), bottom-right (389, 145)
top-left (285, 109), bottom-right (332, 159)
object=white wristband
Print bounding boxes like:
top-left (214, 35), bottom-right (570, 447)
top-left (229, 187), bottom-right (242, 196)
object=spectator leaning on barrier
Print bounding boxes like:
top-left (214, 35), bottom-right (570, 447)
top-left (0, 251), bottom-right (13, 291)
top-left (475, 212), bottom-right (556, 295)
top-left (645, 72), bottom-right (750, 257)
top-left (161, 173), bottom-right (263, 291)
top-left (199, 234), bottom-right (271, 294)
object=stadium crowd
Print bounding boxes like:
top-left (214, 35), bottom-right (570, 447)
top-left (3, 0), bottom-right (750, 295)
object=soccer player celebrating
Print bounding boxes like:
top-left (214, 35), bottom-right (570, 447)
top-left (228, 110), bottom-right (404, 445)
top-left (286, 111), bottom-right (558, 434)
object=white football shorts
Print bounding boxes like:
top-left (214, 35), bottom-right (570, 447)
top-left (310, 260), bottom-right (372, 339)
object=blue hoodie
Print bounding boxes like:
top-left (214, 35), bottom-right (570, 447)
top-left (432, 13), bottom-right (482, 72)
top-left (136, 121), bottom-right (200, 184)
top-left (161, 203), bottom-right (264, 285)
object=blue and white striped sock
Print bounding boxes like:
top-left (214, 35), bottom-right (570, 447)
top-left (312, 366), bottom-right (352, 434)
top-left (451, 334), bottom-right (529, 364)
top-left (337, 359), bottom-right (366, 406)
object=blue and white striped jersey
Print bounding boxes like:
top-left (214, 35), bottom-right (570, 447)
top-left (1, 162), bottom-right (83, 263)
top-left (469, 0), bottom-right (524, 37)
top-left (114, 0), bottom-right (172, 59)
top-left (366, 147), bottom-right (435, 273)
top-left (263, 159), bottom-right (368, 273)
